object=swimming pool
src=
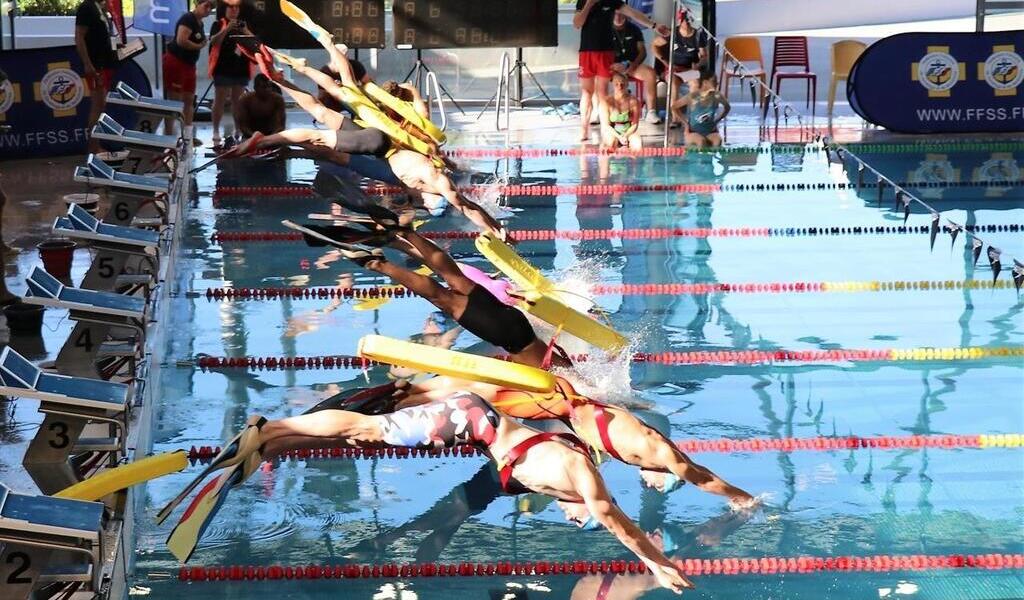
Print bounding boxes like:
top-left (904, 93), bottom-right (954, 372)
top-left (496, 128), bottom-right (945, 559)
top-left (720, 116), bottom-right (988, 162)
top-left (131, 143), bottom-right (1023, 599)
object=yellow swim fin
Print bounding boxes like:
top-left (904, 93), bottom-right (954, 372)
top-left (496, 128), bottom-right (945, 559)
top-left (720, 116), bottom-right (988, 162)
top-left (279, 0), bottom-right (333, 46)
top-left (165, 458), bottom-right (254, 563)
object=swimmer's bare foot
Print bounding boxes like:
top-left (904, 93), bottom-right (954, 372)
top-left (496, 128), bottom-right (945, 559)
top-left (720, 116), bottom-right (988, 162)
top-left (333, 242), bottom-right (385, 268)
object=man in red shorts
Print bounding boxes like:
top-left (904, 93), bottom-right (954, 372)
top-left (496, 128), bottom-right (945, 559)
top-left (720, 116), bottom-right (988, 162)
top-left (74, 0), bottom-right (119, 152)
top-left (573, 0), bottom-right (666, 142)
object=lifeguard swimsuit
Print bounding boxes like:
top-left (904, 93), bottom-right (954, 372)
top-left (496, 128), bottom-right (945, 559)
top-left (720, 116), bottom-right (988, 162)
top-left (492, 376), bottom-right (630, 463)
top-left (308, 389), bottom-right (593, 499)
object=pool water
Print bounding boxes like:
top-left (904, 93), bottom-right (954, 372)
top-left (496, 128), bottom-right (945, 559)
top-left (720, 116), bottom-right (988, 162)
top-left (131, 144), bottom-right (1024, 599)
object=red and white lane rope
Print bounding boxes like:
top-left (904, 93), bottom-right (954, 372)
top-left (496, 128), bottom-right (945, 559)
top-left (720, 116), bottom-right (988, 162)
top-left (191, 347), bottom-right (1024, 371)
top-left (209, 224), bottom-right (1020, 243)
top-left (178, 553), bottom-right (1024, 582)
top-left (184, 433), bottom-right (1023, 461)
top-left (201, 279), bottom-right (1015, 301)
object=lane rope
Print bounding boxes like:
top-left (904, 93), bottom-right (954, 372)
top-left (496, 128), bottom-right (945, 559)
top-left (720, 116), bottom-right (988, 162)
top-left (211, 179), bottom-right (1021, 198)
top-left (177, 553), bottom-right (1024, 582)
top-left (202, 279), bottom-right (1015, 300)
top-left (184, 433), bottom-right (1024, 461)
top-left (190, 346), bottom-right (1024, 371)
top-left (209, 223), bottom-right (1021, 243)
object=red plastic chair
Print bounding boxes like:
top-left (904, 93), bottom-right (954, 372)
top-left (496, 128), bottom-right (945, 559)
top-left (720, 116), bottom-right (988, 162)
top-left (768, 36), bottom-right (816, 117)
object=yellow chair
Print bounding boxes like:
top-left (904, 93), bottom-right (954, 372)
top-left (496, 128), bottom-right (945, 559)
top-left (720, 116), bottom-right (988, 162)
top-left (719, 36), bottom-right (768, 107)
top-left (828, 40), bottom-right (867, 118)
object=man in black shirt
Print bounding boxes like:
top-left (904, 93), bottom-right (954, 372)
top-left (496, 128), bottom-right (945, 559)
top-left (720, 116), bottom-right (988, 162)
top-left (573, 0), bottom-right (666, 142)
top-left (74, 0), bottom-right (119, 152)
top-left (611, 11), bottom-right (660, 124)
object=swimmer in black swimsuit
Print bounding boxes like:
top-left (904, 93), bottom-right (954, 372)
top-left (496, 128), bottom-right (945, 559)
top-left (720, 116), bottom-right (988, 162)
top-left (161, 391), bottom-right (694, 593)
top-left (283, 207), bottom-right (571, 369)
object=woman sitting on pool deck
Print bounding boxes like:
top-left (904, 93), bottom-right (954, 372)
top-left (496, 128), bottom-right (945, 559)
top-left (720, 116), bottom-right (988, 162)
top-left (680, 72), bottom-right (730, 148)
top-left (161, 393), bottom-right (696, 594)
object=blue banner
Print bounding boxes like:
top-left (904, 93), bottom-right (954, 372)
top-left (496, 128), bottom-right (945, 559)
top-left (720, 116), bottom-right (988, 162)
top-left (0, 46), bottom-right (152, 159)
top-left (132, 0), bottom-right (187, 36)
top-left (848, 30), bottom-right (1024, 134)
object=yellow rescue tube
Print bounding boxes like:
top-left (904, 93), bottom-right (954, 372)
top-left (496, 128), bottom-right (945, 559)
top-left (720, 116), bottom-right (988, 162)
top-left (363, 81), bottom-right (446, 144)
top-left (335, 86), bottom-right (439, 161)
top-left (55, 451), bottom-right (188, 501)
top-left (518, 290), bottom-right (628, 353)
top-left (475, 232), bottom-right (557, 293)
top-left (358, 335), bottom-right (555, 392)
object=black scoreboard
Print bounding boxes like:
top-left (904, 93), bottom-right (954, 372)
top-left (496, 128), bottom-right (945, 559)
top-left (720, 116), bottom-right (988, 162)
top-left (392, 0), bottom-right (557, 49)
top-left (250, 0), bottom-right (385, 49)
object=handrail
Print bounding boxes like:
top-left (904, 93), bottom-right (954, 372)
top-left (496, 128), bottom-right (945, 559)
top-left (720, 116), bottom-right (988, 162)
top-left (495, 52), bottom-right (511, 145)
top-left (423, 71), bottom-right (447, 131)
top-left (665, 0), bottom-right (1022, 295)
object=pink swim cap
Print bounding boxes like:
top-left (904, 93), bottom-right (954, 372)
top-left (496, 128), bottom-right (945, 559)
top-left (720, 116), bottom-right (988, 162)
top-left (458, 263), bottom-right (516, 306)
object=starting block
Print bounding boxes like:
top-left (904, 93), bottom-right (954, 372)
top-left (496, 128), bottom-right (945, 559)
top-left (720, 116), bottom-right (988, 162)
top-left (53, 204), bottom-right (159, 293)
top-left (24, 267), bottom-right (145, 381)
top-left (0, 347), bottom-right (132, 495)
top-left (92, 113), bottom-right (181, 175)
top-left (0, 482), bottom-right (105, 600)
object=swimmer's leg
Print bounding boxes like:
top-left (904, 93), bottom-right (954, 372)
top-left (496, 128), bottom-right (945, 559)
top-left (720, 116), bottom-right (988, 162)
top-left (259, 410), bottom-right (385, 458)
top-left (365, 256), bottom-right (468, 319)
top-left (274, 82), bottom-right (346, 130)
top-left (391, 229), bottom-right (476, 295)
top-left (256, 127), bottom-right (339, 152)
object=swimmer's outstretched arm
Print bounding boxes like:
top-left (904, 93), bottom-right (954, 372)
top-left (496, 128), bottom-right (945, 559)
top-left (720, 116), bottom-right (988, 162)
top-left (571, 456), bottom-right (694, 594)
top-left (418, 165), bottom-right (504, 236)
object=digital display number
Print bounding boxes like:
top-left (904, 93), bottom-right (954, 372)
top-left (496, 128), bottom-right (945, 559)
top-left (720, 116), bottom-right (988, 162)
top-left (393, 0), bottom-right (557, 49)
top-left (249, 0), bottom-right (385, 49)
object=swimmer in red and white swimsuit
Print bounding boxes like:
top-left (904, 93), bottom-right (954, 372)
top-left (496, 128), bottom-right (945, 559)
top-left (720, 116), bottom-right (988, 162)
top-left (312, 375), bottom-right (755, 508)
top-left (163, 392), bottom-right (694, 593)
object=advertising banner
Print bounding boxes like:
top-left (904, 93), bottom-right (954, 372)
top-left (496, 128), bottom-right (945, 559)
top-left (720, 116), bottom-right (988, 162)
top-left (848, 30), bottom-right (1024, 134)
top-left (133, 0), bottom-right (188, 36)
top-left (0, 46), bottom-right (152, 159)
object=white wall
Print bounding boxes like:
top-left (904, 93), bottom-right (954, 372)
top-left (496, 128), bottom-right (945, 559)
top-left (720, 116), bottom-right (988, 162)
top-left (716, 0), bottom-right (977, 35)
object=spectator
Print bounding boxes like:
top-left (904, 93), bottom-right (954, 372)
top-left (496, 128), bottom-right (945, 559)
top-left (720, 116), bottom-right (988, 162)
top-left (652, 7), bottom-right (708, 127)
top-left (573, 0), bottom-right (666, 142)
top-left (162, 0), bottom-right (214, 139)
top-left (234, 73), bottom-right (285, 137)
top-left (74, 0), bottom-right (119, 152)
top-left (611, 11), bottom-right (660, 124)
top-left (600, 71), bottom-right (642, 149)
top-left (208, 0), bottom-right (253, 147)
top-left (681, 72), bottom-right (729, 147)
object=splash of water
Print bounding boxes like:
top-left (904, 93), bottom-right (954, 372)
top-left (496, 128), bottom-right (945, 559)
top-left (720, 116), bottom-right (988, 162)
top-left (525, 258), bottom-right (654, 407)
top-left (460, 179), bottom-right (517, 222)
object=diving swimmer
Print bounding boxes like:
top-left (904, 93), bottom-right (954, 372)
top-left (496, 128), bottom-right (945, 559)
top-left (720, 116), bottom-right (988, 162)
top-left (283, 208), bottom-right (571, 369)
top-left (159, 393), bottom-right (696, 593)
top-left (313, 375), bottom-right (754, 506)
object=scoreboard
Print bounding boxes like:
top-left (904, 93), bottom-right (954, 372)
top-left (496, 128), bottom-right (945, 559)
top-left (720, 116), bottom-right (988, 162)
top-left (250, 0), bottom-right (385, 49)
top-left (392, 0), bottom-right (557, 49)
